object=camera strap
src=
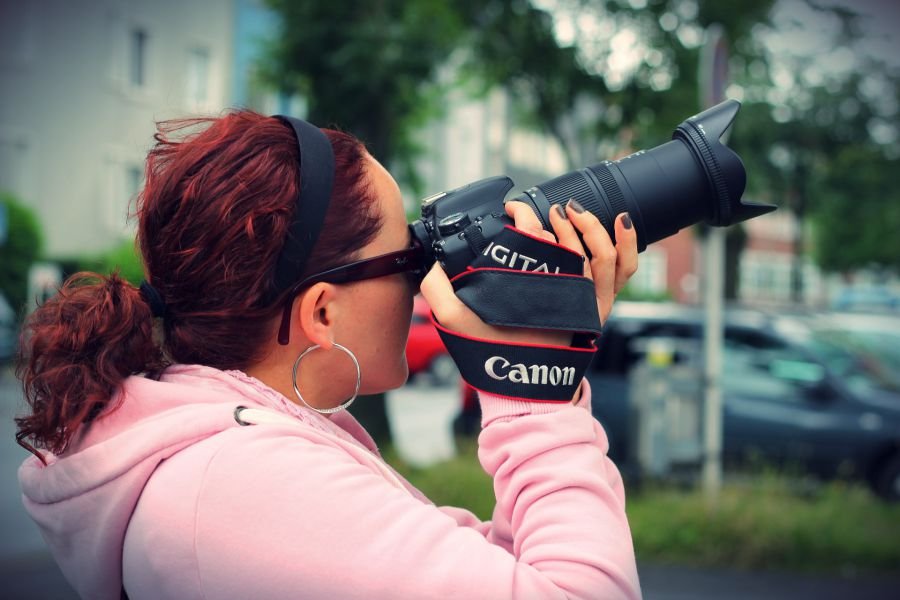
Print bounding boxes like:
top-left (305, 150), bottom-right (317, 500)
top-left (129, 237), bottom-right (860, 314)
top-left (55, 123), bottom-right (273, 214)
top-left (432, 226), bottom-right (602, 402)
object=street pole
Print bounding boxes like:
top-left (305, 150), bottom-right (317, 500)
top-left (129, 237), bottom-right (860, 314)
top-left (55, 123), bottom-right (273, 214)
top-left (699, 24), bottom-right (728, 504)
top-left (702, 229), bottom-right (724, 503)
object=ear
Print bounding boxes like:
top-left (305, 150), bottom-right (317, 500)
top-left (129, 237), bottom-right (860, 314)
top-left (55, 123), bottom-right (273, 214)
top-left (294, 283), bottom-right (339, 350)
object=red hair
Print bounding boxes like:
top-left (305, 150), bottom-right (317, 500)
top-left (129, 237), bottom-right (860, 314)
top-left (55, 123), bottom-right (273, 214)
top-left (16, 110), bottom-right (382, 458)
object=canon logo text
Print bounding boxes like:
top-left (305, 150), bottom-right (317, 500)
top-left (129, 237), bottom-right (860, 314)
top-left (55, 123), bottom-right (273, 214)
top-left (484, 356), bottom-right (575, 386)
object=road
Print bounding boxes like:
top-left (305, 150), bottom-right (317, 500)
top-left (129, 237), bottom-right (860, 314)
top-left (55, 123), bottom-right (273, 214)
top-left (2, 369), bottom-right (898, 599)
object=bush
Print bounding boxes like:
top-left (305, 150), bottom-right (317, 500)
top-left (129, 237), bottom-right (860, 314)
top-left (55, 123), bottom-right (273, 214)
top-left (0, 192), bottom-right (44, 318)
top-left (385, 439), bottom-right (495, 520)
top-left (54, 238), bottom-right (145, 286)
top-left (627, 477), bottom-right (900, 573)
top-left (95, 240), bottom-right (144, 285)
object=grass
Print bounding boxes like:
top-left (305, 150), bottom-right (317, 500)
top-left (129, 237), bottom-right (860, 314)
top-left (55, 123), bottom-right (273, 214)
top-left (384, 440), bottom-right (496, 521)
top-left (627, 477), bottom-right (900, 573)
top-left (386, 440), bottom-right (900, 574)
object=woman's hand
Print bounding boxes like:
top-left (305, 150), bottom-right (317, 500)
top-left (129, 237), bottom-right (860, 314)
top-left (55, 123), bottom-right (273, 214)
top-left (420, 200), bottom-right (638, 346)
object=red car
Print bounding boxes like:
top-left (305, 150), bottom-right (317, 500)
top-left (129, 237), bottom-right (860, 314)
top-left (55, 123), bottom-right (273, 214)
top-left (405, 296), bottom-right (458, 385)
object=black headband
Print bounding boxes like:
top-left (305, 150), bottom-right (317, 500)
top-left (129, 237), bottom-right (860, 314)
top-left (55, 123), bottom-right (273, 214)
top-left (271, 115), bottom-right (335, 295)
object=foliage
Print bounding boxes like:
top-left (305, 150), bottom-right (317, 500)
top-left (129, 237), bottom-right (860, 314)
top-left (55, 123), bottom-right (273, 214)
top-left (811, 144), bottom-right (900, 273)
top-left (572, 0), bottom-right (774, 149)
top-left (617, 284), bottom-right (672, 303)
top-left (260, 0), bottom-right (774, 180)
top-left (0, 191), bottom-right (44, 318)
top-left (461, 0), bottom-right (603, 169)
top-left (65, 238), bottom-right (145, 286)
top-left (92, 239), bottom-right (144, 285)
top-left (262, 0), bottom-right (472, 192)
top-left (389, 440), bottom-right (900, 573)
top-left (384, 439), bottom-right (496, 520)
top-left (725, 3), bottom-right (900, 278)
top-left (628, 477), bottom-right (900, 572)
top-left (262, 0), bottom-right (898, 274)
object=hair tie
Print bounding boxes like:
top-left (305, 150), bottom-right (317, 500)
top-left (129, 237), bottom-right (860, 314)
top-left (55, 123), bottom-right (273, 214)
top-left (139, 281), bottom-right (168, 318)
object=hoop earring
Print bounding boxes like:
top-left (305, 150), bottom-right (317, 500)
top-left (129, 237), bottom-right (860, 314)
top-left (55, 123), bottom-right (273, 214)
top-left (291, 343), bottom-right (361, 415)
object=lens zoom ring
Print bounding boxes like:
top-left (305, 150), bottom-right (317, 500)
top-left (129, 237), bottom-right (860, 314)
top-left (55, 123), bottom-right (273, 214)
top-left (589, 163), bottom-right (629, 223)
top-left (539, 172), bottom-right (593, 208)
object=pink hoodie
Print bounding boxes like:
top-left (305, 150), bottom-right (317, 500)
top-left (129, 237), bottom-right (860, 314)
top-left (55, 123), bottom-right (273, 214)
top-left (18, 364), bottom-right (641, 599)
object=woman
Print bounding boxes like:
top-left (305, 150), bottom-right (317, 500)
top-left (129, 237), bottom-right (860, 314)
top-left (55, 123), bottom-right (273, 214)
top-left (16, 110), bottom-right (641, 599)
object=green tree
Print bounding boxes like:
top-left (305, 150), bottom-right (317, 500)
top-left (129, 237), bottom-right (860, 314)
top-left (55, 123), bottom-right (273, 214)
top-left (262, 0), bottom-right (474, 191)
top-left (470, 0), bottom-right (775, 162)
top-left (813, 144), bottom-right (900, 273)
top-left (474, 0), bottom-right (775, 299)
top-left (79, 239), bottom-right (145, 286)
top-left (731, 3), bottom-right (900, 293)
top-left (0, 192), bottom-right (44, 318)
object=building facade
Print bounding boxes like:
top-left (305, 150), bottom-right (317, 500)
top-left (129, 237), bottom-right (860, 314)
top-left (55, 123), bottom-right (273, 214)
top-left (0, 0), bottom-right (233, 258)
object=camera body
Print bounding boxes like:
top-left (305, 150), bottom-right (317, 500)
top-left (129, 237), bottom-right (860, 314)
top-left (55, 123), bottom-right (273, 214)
top-left (410, 176), bottom-right (519, 278)
top-left (409, 99), bottom-right (776, 280)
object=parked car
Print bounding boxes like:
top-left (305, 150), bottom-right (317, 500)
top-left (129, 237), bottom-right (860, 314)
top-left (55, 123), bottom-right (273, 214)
top-left (405, 296), bottom-right (458, 385)
top-left (801, 312), bottom-right (900, 399)
top-left (456, 302), bottom-right (900, 500)
top-left (831, 285), bottom-right (900, 313)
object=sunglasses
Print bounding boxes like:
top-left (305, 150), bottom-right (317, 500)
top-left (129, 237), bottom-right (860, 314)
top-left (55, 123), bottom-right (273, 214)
top-left (277, 238), bottom-right (427, 345)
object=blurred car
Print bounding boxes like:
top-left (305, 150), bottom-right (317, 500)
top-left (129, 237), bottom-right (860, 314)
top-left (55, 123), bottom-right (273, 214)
top-left (801, 312), bottom-right (900, 400)
top-left (456, 302), bottom-right (900, 500)
top-left (831, 285), bottom-right (900, 313)
top-left (0, 292), bottom-right (17, 365)
top-left (405, 296), bottom-right (458, 385)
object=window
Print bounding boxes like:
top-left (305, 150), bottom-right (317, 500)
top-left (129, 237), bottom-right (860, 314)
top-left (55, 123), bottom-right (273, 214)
top-left (104, 160), bottom-right (142, 236)
top-left (126, 165), bottom-right (142, 198)
top-left (129, 27), bottom-right (148, 87)
top-left (186, 47), bottom-right (210, 108)
top-left (722, 328), bottom-right (825, 403)
top-left (739, 251), bottom-right (792, 302)
top-left (0, 134), bottom-right (32, 202)
top-left (627, 247), bottom-right (667, 295)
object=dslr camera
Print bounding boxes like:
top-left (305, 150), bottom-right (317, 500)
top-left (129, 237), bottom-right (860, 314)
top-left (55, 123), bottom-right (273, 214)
top-left (409, 99), bottom-right (775, 278)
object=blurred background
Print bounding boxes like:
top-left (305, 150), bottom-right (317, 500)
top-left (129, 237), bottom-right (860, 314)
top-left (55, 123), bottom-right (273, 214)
top-left (1, 0), bottom-right (898, 598)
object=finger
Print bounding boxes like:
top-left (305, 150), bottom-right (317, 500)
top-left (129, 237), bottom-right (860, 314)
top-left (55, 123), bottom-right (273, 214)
top-left (505, 201), bottom-right (556, 242)
top-left (548, 202), bottom-right (589, 277)
top-left (566, 200), bottom-right (617, 321)
top-left (419, 263), bottom-right (467, 327)
top-left (613, 212), bottom-right (639, 294)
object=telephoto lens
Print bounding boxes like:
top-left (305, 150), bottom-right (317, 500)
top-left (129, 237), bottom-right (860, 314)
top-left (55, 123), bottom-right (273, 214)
top-left (409, 99), bottom-right (776, 278)
top-left (511, 99), bottom-right (775, 251)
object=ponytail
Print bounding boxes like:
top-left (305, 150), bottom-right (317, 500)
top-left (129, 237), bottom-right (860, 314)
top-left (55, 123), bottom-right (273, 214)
top-left (15, 272), bottom-right (165, 461)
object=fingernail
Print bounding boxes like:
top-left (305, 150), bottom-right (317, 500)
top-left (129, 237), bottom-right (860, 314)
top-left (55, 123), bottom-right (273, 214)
top-left (621, 212), bottom-right (632, 229)
top-left (553, 204), bottom-right (568, 220)
top-left (568, 198), bottom-right (585, 213)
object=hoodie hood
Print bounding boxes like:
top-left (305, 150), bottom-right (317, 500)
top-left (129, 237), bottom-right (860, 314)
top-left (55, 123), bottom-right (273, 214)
top-left (17, 364), bottom-right (376, 600)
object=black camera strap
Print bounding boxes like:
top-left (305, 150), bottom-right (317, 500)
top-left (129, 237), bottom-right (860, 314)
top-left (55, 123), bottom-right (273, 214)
top-left (433, 227), bottom-right (602, 402)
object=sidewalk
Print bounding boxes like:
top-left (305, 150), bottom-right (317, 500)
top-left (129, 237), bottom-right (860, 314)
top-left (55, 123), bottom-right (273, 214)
top-left (3, 552), bottom-right (899, 599)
